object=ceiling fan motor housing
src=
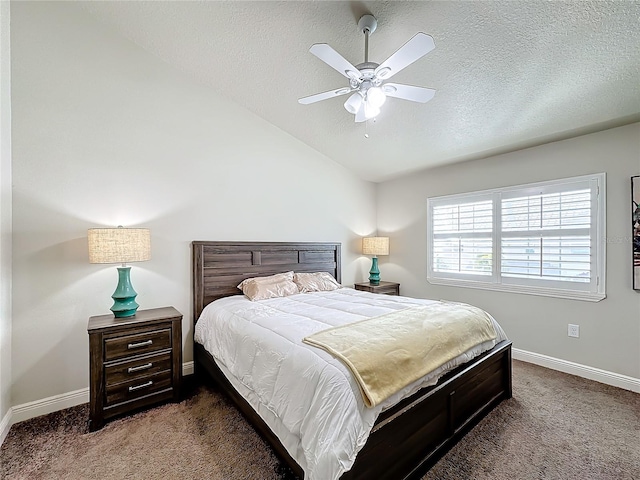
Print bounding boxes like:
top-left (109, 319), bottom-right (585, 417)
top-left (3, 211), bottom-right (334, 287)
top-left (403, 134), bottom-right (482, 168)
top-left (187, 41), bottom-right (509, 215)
top-left (351, 63), bottom-right (381, 89)
top-left (355, 62), bottom-right (380, 74)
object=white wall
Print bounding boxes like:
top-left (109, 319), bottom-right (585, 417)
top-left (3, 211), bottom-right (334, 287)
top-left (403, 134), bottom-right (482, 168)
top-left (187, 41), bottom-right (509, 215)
top-left (0, 0), bottom-right (12, 428)
top-left (378, 123), bottom-right (640, 378)
top-left (10, 2), bottom-right (376, 406)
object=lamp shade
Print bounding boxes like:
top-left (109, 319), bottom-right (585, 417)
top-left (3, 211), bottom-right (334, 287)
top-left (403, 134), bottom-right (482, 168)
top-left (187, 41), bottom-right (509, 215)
top-left (88, 227), bottom-right (151, 264)
top-left (362, 236), bottom-right (389, 256)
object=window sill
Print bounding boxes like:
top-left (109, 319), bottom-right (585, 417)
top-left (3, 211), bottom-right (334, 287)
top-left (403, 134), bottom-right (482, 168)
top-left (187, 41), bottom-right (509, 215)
top-left (427, 277), bottom-right (606, 302)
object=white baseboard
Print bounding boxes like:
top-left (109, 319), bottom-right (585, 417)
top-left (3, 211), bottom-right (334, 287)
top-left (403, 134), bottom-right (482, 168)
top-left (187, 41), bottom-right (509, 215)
top-left (0, 407), bottom-right (12, 446)
top-left (513, 348), bottom-right (640, 393)
top-left (11, 387), bottom-right (89, 425)
top-left (183, 361), bottom-right (194, 376)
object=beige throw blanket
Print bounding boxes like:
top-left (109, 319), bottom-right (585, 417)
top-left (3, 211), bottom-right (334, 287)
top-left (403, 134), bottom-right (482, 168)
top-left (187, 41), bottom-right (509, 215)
top-left (303, 302), bottom-right (497, 408)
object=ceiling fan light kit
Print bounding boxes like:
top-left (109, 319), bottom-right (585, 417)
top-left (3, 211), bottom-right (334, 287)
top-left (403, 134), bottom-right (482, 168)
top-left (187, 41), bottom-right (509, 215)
top-left (299, 14), bottom-right (436, 123)
top-left (344, 92), bottom-right (363, 114)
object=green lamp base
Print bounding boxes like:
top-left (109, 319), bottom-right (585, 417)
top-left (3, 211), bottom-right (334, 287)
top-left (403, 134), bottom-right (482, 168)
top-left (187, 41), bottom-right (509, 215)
top-left (369, 257), bottom-right (381, 285)
top-left (111, 266), bottom-right (139, 318)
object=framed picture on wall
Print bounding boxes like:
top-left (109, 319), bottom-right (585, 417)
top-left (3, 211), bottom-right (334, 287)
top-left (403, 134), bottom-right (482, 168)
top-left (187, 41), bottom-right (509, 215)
top-left (633, 176), bottom-right (640, 290)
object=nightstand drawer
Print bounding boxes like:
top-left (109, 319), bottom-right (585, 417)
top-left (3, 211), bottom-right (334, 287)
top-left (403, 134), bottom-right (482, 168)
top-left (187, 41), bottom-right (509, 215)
top-left (105, 370), bottom-right (172, 406)
top-left (104, 327), bottom-right (171, 361)
top-left (105, 352), bottom-right (172, 386)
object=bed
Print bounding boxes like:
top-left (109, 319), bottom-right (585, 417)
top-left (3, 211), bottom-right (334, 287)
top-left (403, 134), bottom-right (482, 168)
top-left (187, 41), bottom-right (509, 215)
top-left (192, 241), bottom-right (512, 480)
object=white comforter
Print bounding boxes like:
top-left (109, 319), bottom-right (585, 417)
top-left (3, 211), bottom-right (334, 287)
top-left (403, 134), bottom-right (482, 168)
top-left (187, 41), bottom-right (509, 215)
top-left (194, 288), bottom-right (507, 480)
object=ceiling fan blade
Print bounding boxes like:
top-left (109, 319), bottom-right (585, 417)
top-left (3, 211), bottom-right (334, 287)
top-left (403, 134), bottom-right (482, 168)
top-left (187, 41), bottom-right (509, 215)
top-left (374, 33), bottom-right (435, 80)
top-left (383, 83), bottom-right (436, 103)
top-left (309, 43), bottom-right (361, 80)
top-left (298, 87), bottom-right (353, 105)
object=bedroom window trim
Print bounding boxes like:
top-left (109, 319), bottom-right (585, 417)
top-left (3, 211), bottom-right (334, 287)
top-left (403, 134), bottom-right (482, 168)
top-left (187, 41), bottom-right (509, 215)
top-left (427, 173), bottom-right (606, 302)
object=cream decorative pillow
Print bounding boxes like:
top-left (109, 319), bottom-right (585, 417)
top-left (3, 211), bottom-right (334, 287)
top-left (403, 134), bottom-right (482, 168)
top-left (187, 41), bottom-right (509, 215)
top-left (237, 271), bottom-right (299, 301)
top-left (293, 272), bottom-right (342, 293)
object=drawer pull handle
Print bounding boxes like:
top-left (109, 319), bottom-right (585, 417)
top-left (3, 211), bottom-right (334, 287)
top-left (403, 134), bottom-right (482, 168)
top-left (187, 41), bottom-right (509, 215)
top-left (127, 363), bottom-right (153, 373)
top-left (127, 339), bottom-right (153, 349)
top-left (129, 380), bottom-right (153, 392)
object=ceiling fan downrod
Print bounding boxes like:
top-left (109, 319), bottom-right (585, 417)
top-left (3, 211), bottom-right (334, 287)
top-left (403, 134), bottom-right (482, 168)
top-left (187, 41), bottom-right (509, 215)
top-left (358, 15), bottom-right (378, 64)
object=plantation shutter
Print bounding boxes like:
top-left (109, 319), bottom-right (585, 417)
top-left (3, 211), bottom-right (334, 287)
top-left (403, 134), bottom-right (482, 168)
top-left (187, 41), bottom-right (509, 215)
top-left (500, 181), bottom-right (593, 288)
top-left (432, 199), bottom-right (493, 276)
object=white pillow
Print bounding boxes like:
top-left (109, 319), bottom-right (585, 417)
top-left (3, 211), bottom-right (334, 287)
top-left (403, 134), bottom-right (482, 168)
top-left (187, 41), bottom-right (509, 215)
top-left (293, 272), bottom-right (342, 293)
top-left (237, 271), bottom-right (299, 301)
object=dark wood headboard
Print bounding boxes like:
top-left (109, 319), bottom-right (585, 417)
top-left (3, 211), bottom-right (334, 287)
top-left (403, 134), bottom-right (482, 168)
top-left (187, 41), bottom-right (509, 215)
top-left (192, 241), bottom-right (341, 322)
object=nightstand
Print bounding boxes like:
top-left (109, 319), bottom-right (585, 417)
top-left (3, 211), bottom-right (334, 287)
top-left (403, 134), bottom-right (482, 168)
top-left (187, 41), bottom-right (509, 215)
top-left (88, 306), bottom-right (182, 431)
top-left (354, 281), bottom-right (400, 296)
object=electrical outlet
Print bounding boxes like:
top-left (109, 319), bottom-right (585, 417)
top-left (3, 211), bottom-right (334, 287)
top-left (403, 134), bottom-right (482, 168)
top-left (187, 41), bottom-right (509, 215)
top-left (568, 324), bottom-right (580, 338)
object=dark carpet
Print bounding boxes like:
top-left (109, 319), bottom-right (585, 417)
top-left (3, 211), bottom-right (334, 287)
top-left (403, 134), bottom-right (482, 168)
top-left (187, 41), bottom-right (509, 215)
top-left (2, 360), bottom-right (638, 479)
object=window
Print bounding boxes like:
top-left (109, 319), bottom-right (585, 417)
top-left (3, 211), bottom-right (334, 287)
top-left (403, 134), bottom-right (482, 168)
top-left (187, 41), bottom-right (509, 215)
top-left (427, 173), bottom-right (606, 301)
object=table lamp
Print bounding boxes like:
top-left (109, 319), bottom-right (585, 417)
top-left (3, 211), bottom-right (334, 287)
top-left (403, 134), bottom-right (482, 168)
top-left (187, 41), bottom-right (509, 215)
top-left (88, 226), bottom-right (151, 318)
top-left (362, 236), bottom-right (389, 285)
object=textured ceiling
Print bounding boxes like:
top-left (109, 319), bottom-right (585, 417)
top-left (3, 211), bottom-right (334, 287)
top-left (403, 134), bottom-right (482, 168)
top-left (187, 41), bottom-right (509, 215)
top-left (79, 1), bottom-right (640, 182)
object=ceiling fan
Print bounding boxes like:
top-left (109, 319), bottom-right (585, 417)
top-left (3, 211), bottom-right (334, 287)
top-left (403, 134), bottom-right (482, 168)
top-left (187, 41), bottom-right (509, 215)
top-left (298, 15), bottom-right (436, 123)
